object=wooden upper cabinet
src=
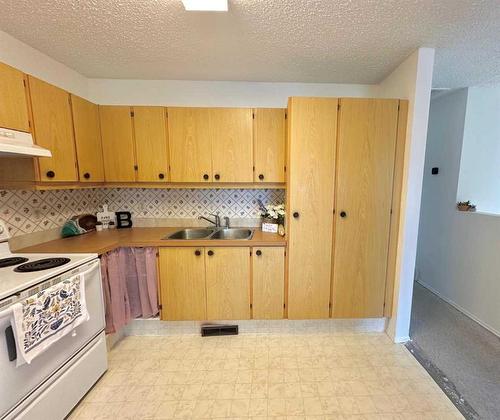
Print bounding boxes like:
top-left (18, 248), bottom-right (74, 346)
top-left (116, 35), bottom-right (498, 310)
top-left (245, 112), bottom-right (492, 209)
top-left (205, 247), bottom-right (251, 320)
top-left (210, 108), bottom-right (253, 183)
top-left (71, 95), bottom-right (105, 182)
top-left (99, 105), bottom-right (136, 182)
top-left (287, 97), bottom-right (338, 319)
top-left (28, 76), bottom-right (78, 182)
top-left (332, 98), bottom-right (399, 318)
top-left (159, 247), bottom-right (207, 321)
top-left (168, 107), bottom-right (212, 182)
top-left (133, 106), bottom-right (169, 182)
top-left (253, 108), bottom-right (286, 183)
top-left (252, 247), bottom-right (285, 319)
top-left (0, 62), bottom-right (30, 132)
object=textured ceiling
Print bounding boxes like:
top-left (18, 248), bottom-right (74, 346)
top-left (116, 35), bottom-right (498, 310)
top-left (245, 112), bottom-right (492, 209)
top-left (0, 0), bottom-right (498, 87)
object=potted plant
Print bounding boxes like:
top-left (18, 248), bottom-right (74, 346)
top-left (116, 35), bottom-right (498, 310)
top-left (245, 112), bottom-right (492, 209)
top-left (259, 202), bottom-right (285, 235)
top-left (457, 201), bottom-right (476, 212)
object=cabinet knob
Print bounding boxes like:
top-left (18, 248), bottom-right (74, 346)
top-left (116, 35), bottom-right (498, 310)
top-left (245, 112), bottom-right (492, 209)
top-left (340, 211), bottom-right (347, 218)
top-left (203, 174), bottom-right (209, 180)
top-left (83, 172), bottom-right (90, 179)
top-left (256, 250), bottom-right (262, 256)
top-left (214, 174), bottom-right (220, 180)
top-left (46, 170), bottom-right (55, 179)
top-left (207, 250), bottom-right (214, 256)
top-left (258, 174), bottom-right (264, 180)
top-left (158, 173), bottom-right (165, 180)
top-left (293, 212), bottom-right (300, 219)
top-left (194, 250), bottom-right (201, 256)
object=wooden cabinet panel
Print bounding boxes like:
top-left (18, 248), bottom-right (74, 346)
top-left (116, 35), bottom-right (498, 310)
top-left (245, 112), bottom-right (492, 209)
top-left (252, 247), bottom-right (285, 319)
top-left (28, 76), bottom-right (78, 182)
top-left (133, 106), bottom-right (169, 182)
top-left (99, 105), bottom-right (136, 182)
top-left (210, 108), bottom-right (253, 182)
top-left (253, 108), bottom-right (286, 183)
top-left (167, 107), bottom-right (212, 182)
top-left (159, 247), bottom-right (207, 321)
top-left (0, 62), bottom-right (30, 132)
top-left (332, 98), bottom-right (399, 318)
top-left (287, 97), bottom-right (337, 319)
top-left (71, 95), bottom-right (105, 182)
top-left (205, 247), bottom-right (250, 320)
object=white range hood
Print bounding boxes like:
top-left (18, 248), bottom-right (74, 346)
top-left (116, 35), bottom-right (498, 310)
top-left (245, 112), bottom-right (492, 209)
top-left (0, 127), bottom-right (51, 157)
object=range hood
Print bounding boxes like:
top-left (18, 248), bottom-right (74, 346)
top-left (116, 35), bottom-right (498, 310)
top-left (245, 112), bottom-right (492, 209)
top-left (0, 127), bottom-right (51, 157)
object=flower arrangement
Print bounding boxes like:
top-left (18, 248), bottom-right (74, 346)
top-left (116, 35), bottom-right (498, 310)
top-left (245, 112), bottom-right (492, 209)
top-left (260, 203), bottom-right (285, 224)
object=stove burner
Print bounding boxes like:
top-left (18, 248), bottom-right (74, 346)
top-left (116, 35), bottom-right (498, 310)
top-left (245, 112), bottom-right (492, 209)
top-left (14, 258), bottom-right (71, 273)
top-left (0, 257), bottom-right (29, 268)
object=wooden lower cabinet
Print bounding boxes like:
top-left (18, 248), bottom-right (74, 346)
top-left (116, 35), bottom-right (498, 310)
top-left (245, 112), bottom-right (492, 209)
top-left (159, 247), bottom-right (207, 321)
top-left (252, 247), bottom-right (285, 319)
top-left (205, 247), bottom-right (251, 320)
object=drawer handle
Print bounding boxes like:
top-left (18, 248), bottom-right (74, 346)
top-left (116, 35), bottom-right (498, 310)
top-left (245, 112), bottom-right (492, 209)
top-left (46, 170), bottom-right (55, 178)
top-left (207, 250), bottom-right (214, 256)
top-left (258, 174), bottom-right (264, 180)
top-left (159, 173), bottom-right (165, 180)
top-left (256, 250), bottom-right (262, 256)
top-left (194, 250), bottom-right (201, 256)
top-left (203, 174), bottom-right (209, 180)
top-left (340, 211), bottom-right (347, 218)
top-left (214, 174), bottom-right (220, 181)
top-left (83, 172), bottom-right (90, 179)
top-left (293, 212), bottom-right (299, 218)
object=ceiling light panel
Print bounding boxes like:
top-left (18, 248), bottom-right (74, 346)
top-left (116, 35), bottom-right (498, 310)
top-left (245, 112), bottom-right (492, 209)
top-left (182, 0), bottom-right (228, 12)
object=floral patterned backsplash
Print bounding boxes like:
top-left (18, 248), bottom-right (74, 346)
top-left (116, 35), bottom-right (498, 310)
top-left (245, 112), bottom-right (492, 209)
top-left (0, 188), bottom-right (285, 237)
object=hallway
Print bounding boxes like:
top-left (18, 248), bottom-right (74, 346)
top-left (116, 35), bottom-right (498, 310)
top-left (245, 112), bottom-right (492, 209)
top-left (410, 282), bottom-right (500, 420)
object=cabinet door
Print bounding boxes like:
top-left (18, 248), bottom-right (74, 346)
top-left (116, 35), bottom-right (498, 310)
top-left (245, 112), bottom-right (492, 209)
top-left (0, 62), bottom-right (30, 132)
top-left (71, 95), bottom-right (105, 182)
top-left (332, 98), bottom-right (399, 318)
top-left (253, 108), bottom-right (286, 183)
top-left (211, 108), bottom-right (253, 182)
top-left (133, 106), bottom-right (169, 182)
top-left (28, 76), bottom-right (78, 182)
top-left (167, 107), bottom-right (212, 182)
top-left (99, 105), bottom-right (136, 182)
top-left (287, 97), bottom-right (337, 319)
top-left (205, 247), bottom-right (250, 320)
top-left (252, 247), bottom-right (285, 319)
top-left (159, 247), bottom-right (207, 320)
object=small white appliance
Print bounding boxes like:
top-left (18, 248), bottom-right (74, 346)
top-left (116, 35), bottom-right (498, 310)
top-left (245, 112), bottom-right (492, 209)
top-left (0, 127), bottom-right (51, 157)
top-left (0, 219), bottom-right (107, 420)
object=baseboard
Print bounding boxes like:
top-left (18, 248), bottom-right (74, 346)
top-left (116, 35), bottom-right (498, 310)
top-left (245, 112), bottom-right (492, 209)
top-left (416, 280), bottom-right (500, 338)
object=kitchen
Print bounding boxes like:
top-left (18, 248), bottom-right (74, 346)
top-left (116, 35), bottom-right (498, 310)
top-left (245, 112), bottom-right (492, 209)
top-left (0, 1), bottom-right (474, 419)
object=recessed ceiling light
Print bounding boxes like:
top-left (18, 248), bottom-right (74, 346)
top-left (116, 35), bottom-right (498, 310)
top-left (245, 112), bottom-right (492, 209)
top-left (182, 0), bottom-right (228, 12)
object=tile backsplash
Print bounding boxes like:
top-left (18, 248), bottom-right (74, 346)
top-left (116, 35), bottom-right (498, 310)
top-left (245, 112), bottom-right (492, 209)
top-left (0, 188), bottom-right (285, 237)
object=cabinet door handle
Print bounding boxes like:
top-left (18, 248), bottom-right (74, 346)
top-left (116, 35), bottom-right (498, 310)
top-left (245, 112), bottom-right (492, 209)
top-left (194, 250), bottom-right (201, 256)
top-left (256, 250), bottom-right (262, 256)
top-left (83, 172), bottom-right (90, 179)
top-left (203, 174), bottom-right (209, 180)
top-left (258, 174), bottom-right (264, 180)
top-left (207, 250), bottom-right (214, 256)
top-left (293, 212), bottom-right (299, 218)
top-left (214, 174), bottom-right (220, 181)
top-left (340, 211), bottom-right (347, 218)
top-left (158, 173), bottom-right (165, 180)
top-left (46, 170), bottom-right (55, 179)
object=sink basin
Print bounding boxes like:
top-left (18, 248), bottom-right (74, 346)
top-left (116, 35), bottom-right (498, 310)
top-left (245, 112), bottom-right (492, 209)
top-left (210, 228), bottom-right (254, 240)
top-left (166, 228), bottom-right (215, 240)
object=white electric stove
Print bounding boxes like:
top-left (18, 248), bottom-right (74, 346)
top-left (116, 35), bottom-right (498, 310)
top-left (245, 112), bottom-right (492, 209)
top-left (0, 219), bottom-right (108, 420)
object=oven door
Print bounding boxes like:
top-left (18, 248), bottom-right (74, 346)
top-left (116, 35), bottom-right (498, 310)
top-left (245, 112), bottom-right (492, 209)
top-left (0, 259), bottom-right (105, 419)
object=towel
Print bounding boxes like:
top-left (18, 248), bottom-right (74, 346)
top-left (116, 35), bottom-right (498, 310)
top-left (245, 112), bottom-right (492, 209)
top-left (11, 273), bottom-right (89, 366)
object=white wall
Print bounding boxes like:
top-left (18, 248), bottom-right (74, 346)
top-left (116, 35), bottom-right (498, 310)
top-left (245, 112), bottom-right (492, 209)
top-left (457, 83), bottom-right (500, 214)
top-left (0, 30), bottom-right (89, 98)
top-left (416, 89), bottom-right (500, 335)
top-left (378, 48), bottom-right (435, 342)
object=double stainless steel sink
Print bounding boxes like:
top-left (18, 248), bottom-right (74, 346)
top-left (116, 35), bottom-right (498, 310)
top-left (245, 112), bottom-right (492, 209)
top-left (164, 228), bottom-right (254, 240)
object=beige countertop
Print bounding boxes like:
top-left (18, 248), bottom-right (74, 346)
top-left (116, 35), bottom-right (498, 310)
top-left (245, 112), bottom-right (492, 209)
top-left (18, 227), bottom-right (286, 255)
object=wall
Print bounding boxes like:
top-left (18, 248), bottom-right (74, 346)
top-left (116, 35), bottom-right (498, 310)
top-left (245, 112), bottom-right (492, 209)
top-left (416, 89), bottom-right (500, 335)
top-left (457, 83), bottom-right (500, 214)
top-left (0, 188), bottom-right (284, 237)
top-left (378, 48), bottom-right (435, 342)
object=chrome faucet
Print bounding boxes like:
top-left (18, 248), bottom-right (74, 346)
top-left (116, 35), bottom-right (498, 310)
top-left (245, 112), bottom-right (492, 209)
top-left (224, 216), bottom-right (230, 228)
top-left (198, 213), bottom-right (221, 227)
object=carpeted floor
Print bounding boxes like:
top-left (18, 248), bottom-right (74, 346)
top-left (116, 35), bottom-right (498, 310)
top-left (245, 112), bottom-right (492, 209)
top-left (410, 282), bottom-right (500, 420)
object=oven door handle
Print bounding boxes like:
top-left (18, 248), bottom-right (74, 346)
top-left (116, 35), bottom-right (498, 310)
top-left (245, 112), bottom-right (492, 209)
top-left (5, 325), bottom-right (17, 361)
